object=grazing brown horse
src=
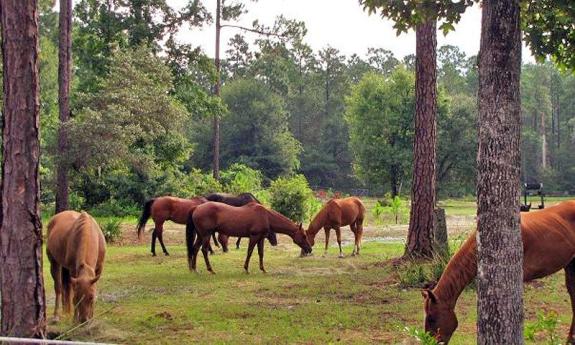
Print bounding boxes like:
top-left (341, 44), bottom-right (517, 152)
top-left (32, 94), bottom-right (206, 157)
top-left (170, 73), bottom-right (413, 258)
top-left (306, 197), bottom-right (365, 257)
top-left (423, 200), bottom-right (575, 344)
top-left (47, 211), bottom-right (106, 323)
top-left (137, 196), bottom-right (207, 256)
top-left (186, 202), bottom-right (312, 273)
top-left (204, 192), bottom-right (278, 251)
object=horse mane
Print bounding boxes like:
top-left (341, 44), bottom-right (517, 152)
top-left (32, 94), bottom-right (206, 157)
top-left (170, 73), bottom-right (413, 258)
top-left (308, 200), bottom-right (336, 236)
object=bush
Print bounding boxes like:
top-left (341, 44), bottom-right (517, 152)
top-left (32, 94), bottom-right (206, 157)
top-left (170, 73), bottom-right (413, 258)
top-left (89, 198), bottom-right (140, 218)
top-left (269, 175), bottom-right (315, 222)
top-left (220, 163), bottom-right (263, 194)
top-left (99, 218), bottom-right (123, 243)
top-left (397, 255), bottom-right (449, 289)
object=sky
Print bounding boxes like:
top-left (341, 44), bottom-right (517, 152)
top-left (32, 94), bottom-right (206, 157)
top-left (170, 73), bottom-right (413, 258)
top-left (69, 0), bottom-right (534, 62)
top-left (170, 0), bottom-right (485, 60)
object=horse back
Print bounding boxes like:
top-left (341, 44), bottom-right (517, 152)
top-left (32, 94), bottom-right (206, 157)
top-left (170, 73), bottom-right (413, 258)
top-left (47, 211), bottom-right (105, 274)
top-left (327, 197), bottom-right (365, 226)
top-left (152, 196), bottom-right (206, 224)
top-left (193, 202), bottom-right (268, 236)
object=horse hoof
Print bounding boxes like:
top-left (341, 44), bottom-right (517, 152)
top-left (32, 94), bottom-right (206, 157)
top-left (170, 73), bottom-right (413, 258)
top-left (151, 253), bottom-right (157, 257)
top-left (164, 252), bottom-right (170, 256)
top-left (338, 254), bottom-right (344, 258)
top-left (260, 269), bottom-right (267, 274)
top-left (208, 270), bottom-right (216, 275)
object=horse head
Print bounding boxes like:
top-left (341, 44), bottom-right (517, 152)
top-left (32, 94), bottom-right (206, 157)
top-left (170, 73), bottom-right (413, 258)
top-left (71, 276), bottom-right (98, 323)
top-left (422, 289), bottom-right (458, 344)
top-left (294, 223), bottom-right (312, 255)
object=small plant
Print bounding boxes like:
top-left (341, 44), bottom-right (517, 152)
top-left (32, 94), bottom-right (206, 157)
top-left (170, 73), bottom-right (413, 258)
top-left (404, 326), bottom-right (440, 345)
top-left (397, 255), bottom-right (447, 288)
top-left (389, 196), bottom-right (403, 224)
top-left (371, 200), bottom-right (386, 225)
top-left (100, 218), bottom-right (123, 243)
top-left (525, 310), bottom-right (561, 345)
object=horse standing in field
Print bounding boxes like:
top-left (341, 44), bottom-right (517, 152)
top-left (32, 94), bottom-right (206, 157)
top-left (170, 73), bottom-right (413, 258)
top-left (186, 202), bottom-right (312, 273)
top-left (204, 192), bottom-right (278, 251)
top-left (423, 200), bottom-right (575, 344)
top-left (47, 211), bottom-right (106, 323)
top-left (137, 196), bottom-right (208, 256)
top-left (306, 197), bottom-right (365, 257)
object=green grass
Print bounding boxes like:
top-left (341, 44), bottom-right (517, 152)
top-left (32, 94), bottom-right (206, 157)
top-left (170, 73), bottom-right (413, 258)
top-left (44, 239), bottom-right (574, 344)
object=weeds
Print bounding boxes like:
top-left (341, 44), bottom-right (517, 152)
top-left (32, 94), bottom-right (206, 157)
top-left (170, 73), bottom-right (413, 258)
top-left (525, 310), bottom-right (561, 344)
top-left (404, 326), bottom-right (440, 345)
top-left (100, 218), bottom-right (123, 243)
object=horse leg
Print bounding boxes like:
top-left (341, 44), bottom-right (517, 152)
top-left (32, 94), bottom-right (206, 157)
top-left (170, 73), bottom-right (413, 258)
top-left (257, 238), bottom-right (266, 273)
top-left (350, 223), bottom-right (359, 256)
top-left (335, 227), bottom-right (344, 258)
top-left (218, 233), bottom-right (229, 253)
top-left (151, 228), bottom-right (157, 256)
top-left (62, 267), bottom-right (72, 314)
top-left (201, 236), bottom-right (215, 274)
top-left (565, 260), bottom-right (575, 344)
top-left (212, 233), bottom-right (220, 248)
top-left (243, 236), bottom-right (258, 274)
top-left (48, 255), bottom-right (62, 322)
top-left (191, 237), bottom-right (203, 272)
top-left (155, 222), bottom-right (169, 256)
top-left (323, 227), bottom-right (331, 257)
top-left (236, 237), bottom-right (242, 249)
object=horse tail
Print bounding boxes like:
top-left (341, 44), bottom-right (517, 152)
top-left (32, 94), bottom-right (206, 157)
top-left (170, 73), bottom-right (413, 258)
top-left (185, 210), bottom-right (197, 271)
top-left (137, 199), bottom-right (155, 239)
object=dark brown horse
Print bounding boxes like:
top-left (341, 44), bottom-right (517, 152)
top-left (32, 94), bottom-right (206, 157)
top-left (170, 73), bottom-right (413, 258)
top-left (47, 211), bottom-right (106, 323)
top-left (186, 202), bottom-right (312, 273)
top-left (306, 197), bottom-right (365, 257)
top-left (204, 192), bottom-right (277, 251)
top-left (137, 196), bottom-right (207, 256)
top-left (423, 200), bottom-right (575, 344)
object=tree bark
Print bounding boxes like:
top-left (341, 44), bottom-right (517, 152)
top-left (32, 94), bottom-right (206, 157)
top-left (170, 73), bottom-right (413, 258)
top-left (0, 0), bottom-right (47, 338)
top-left (212, 0), bottom-right (221, 180)
top-left (476, 0), bottom-right (524, 344)
top-left (55, 0), bottom-right (72, 213)
top-left (405, 20), bottom-right (437, 259)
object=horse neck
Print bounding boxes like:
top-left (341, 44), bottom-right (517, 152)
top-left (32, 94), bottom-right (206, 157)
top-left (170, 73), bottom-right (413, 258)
top-left (307, 208), bottom-right (327, 238)
top-left (75, 214), bottom-right (96, 273)
top-left (433, 234), bottom-right (478, 308)
top-left (267, 210), bottom-right (298, 236)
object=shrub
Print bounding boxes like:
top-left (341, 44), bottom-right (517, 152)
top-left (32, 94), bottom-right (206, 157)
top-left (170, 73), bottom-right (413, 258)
top-left (184, 169), bottom-right (222, 197)
top-left (90, 198), bottom-right (140, 218)
top-left (397, 255), bottom-right (449, 288)
top-left (99, 218), bottom-right (123, 243)
top-left (404, 326), bottom-right (440, 345)
top-left (220, 163), bottom-right (263, 194)
top-left (269, 175), bottom-right (315, 222)
top-left (525, 311), bottom-right (561, 345)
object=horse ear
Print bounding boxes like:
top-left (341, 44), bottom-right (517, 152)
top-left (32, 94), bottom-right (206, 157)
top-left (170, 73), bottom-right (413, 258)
top-left (422, 289), bottom-right (437, 303)
top-left (90, 276), bottom-right (100, 285)
top-left (298, 222), bottom-right (303, 230)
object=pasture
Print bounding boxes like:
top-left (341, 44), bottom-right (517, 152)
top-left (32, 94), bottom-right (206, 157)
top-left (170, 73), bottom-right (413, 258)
top-left (43, 197), bottom-right (574, 344)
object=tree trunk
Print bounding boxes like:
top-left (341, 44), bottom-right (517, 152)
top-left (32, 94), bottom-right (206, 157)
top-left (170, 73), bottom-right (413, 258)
top-left (541, 111), bottom-right (547, 170)
top-left (405, 19), bottom-right (437, 259)
top-left (476, 0), bottom-right (524, 344)
top-left (55, 0), bottom-right (72, 213)
top-left (212, 0), bottom-right (221, 180)
top-left (0, 0), bottom-right (46, 338)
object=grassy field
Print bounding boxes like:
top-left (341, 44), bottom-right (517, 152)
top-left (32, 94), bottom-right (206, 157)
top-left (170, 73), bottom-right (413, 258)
top-left (42, 196), bottom-right (575, 344)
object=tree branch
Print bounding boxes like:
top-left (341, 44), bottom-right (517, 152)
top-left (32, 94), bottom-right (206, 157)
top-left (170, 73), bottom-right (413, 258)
top-left (220, 23), bottom-right (285, 38)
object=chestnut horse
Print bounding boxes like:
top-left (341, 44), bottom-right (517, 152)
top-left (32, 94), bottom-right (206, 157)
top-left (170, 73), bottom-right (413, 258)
top-left (306, 197), bottom-right (365, 257)
top-left (47, 211), bottom-right (106, 323)
top-left (204, 192), bottom-right (278, 251)
top-left (137, 196), bottom-right (208, 256)
top-left (423, 200), bottom-right (575, 344)
top-left (186, 202), bottom-right (312, 273)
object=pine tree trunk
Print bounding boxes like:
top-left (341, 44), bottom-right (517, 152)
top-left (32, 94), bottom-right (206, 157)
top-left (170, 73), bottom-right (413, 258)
top-left (405, 19), bottom-right (437, 259)
top-left (476, 0), bottom-right (524, 344)
top-left (541, 111), bottom-right (547, 170)
top-left (0, 0), bottom-right (47, 338)
top-left (212, 0), bottom-right (221, 180)
top-left (55, 0), bottom-right (72, 213)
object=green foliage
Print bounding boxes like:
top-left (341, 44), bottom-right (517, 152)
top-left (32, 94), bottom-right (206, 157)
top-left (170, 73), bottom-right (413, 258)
top-left (220, 163), bottom-right (263, 194)
top-left (345, 68), bottom-right (414, 195)
top-left (404, 326), bottom-right (440, 345)
top-left (397, 255), bottom-right (448, 289)
top-left (218, 79), bottom-right (302, 178)
top-left (99, 218), bottom-right (123, 243)
top-left (524, 311), bottom-right (561, 345)
top-left (269, 175), bottom-right (315, 222)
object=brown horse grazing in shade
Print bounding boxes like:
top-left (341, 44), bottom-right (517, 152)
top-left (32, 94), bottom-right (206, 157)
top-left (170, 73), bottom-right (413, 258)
top-left (186, 202), bottom-right (312, 273)
top-left (423, 200), bottom-right (575, 344)
top-left (137, 196), bottom-right (207, 256)
top-left (47, 211), bottom-right (106, 323)
top-left (306, 197), bottom-right (365, 257)
top-left (204, 192), bottom-right (278, 251)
